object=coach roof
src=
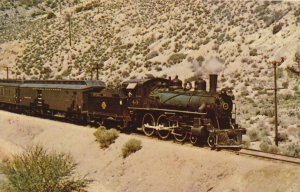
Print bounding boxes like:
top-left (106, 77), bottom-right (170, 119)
top-left (20, 80), bottom-right (106, 90)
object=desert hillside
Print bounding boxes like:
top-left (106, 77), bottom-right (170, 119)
top-left (0, 0), bottom-right (299, 153)
top-left (0, 110), bottom-right (300, 192)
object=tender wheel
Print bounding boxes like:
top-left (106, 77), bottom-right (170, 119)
top-left (207, 135), bottom-right (216, 148)
top-left (142, 113), bottom-right (155, 136)
top-left (156, 115), bottom-right (171, 139)
top-left (189, 134), bottom-right (198, 145)
top-left (173, 128), bottom-right (187, 142)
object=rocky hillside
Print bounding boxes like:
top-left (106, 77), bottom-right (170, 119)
top-left (0, 0), bottom-right (299, 153)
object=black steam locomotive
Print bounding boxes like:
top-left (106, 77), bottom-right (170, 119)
top-left (0, 74), bottom-right (245, 148)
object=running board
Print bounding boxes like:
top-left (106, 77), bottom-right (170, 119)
top-left (215, 145), bottom-right (243, 149)
top-left (144, 124), bottom-right (178, 131)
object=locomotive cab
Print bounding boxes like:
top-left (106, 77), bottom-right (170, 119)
top-left (122, 77), bottom-right (171, 108)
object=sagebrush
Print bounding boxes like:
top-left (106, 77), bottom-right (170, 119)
top-left (122, 138), bottom-right (142, 158)
top-left (94, 126), bottom-right (119, 149)
top-left (0, 145), bottom-right (91, 192)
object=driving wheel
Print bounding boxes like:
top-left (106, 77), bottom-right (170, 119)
top-left (173, 128), bottom-right (187, 142)
top-left (142, 113), bottom-right (155, 136)
top-left (157, 115), bottom-right (171, 139)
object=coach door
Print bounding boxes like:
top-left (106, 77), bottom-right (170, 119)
top-left (71, 91), bottom-right (77, 111)
top-left (15, 88), bottom-right (20, 103)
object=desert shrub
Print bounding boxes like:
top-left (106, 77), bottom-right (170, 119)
top-left (259, 141), bottom-right (269, 152)
top-left (62, 68), bottom-right (72, 77)
top-left (187, 57), bottom-right (194, 63)
top-left (196, 55), bottom-right (205, 66)
top-left (0, 145), bottom-right (91, 192)
top-left (155, 66), bottom-right (162, 71)
top-left (75, 1), bottom-right (97, 13)
top-left (122, 70), bottom-right (130, 78)
top-left (31, 10), bottom-right (45, 18)
top-left (47, 12), bottom-right (56, 19)
top-left (247, 129), bottom-right (260, 142)
top-left (282, 144), bottom-right (300, 157)
top-left (268, 145), bottom-right (279, 154)
top-left (261, 137), bottom-right (272, 145)
top-left (295, 7), bottom-right (300, 17)
top-left (145, 51), bottom-right (159, 60)
top-left (249, 49), bottom-right (258, 56)
top-left (19, 0), bottom-right (44, 7)
top-left (167, 53), bottom-right (187, 65)
top-left (94, 126), bottom-right (119, 149)
top-left (241, 58), bottom-right (248, 63)
top-left (55, 74), bottom-right (62, 80)
top-left (122, 138), bottom-right (142, 158)
top-left (242, 137), bottom-right (251, 148)
top-left (273, 23), bottom-right (283, 34)
top-left (282, 81), bottom-right (289, 89)
top-left (278, 132), bottom-right (288, 142)
top-left (260, 129), bottom-right (270, 137)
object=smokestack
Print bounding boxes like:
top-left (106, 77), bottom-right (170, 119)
top-left (209, 74), bottom-right (218, 93)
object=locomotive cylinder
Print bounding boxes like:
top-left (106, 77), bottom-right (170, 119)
top-left (209, 74), bottom-right (218, 93)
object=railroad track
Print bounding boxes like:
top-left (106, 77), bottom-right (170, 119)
top-left (131, 128), bottom-right (300, 165)
top-left (236, 148), bottom-right (300, 165)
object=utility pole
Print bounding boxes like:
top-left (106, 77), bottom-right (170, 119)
top-left (69, 14), bottom-right (72, 47)
top-left (267, 58), bottom-right (285, 146)
top-left (0, 66), bottom-right (10, 80)
top-left (64, 12), bottom-right (72, 47)
top-left (6, 67), bottom-right (9, 80)
top-left (273, 61), bottom-right (279, 146)
top-left (92, 63), bottom-right (101, 80)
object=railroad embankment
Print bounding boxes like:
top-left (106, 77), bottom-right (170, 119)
top-left (0, 110), bottom-right (299, 192)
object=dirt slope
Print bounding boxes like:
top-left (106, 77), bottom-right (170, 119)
top-left (0, 110), bottom-right (299, 192)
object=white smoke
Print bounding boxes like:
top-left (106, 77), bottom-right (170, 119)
top-left (202, 57), bottom-right (225, 74)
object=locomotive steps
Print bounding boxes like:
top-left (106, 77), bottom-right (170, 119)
top-left (0, 110), bottom-right (299, 192)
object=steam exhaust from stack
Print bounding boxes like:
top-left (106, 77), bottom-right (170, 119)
top-left (209, 74), bottom-right (218, 93)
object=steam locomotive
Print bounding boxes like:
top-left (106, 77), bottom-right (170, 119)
top-left (0, 74), bottom-right (245, 148)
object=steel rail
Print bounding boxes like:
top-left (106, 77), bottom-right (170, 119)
top-left (237, 148), bottom-right (300, 165)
